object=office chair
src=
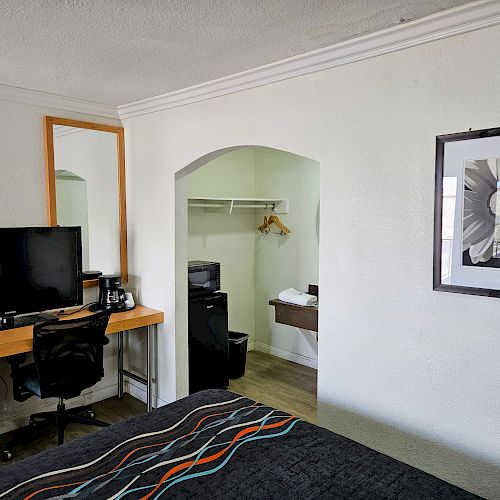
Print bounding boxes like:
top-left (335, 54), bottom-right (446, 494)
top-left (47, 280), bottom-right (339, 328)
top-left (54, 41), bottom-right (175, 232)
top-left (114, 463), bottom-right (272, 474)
top-left (7, 310), bottom-right (112, 454)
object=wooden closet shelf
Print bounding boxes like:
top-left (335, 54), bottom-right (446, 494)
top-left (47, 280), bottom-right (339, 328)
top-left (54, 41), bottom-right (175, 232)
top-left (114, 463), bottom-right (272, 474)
top-left (188, 197), bottom-right (289, 214)
top-left (269, 284), bottom-right (318, 332)
top-left (269, 299), bottom-right (318, 332)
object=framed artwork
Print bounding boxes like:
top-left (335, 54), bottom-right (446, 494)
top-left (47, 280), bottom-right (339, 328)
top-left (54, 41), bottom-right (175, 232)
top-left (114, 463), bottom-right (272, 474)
top-left (434, 127), bottom-right (500, 297)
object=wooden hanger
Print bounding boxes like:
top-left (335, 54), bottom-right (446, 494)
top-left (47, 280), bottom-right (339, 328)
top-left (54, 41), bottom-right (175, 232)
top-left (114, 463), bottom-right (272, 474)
top-left (268, 215), bottom-right (290, 234)
top-left (258, 216), bottom-right (269, 233)
top-left (257, 214), bottom-right (290, 235)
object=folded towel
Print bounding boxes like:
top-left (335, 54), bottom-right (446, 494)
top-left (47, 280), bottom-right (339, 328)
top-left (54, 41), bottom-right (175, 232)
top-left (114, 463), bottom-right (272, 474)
top-left (278, 288), bottom-right (318, 307)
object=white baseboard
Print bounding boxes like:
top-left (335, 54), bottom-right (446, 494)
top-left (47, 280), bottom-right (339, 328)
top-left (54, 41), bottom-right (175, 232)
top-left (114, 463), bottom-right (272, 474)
top-left (247, 340), bottom-right (255, 351)
top-left (0, 384), bottom-right (118, 435)
top-left (125, 381), bottom-right (169, 408)
top-left (254, 342), bottom-right (317, 369)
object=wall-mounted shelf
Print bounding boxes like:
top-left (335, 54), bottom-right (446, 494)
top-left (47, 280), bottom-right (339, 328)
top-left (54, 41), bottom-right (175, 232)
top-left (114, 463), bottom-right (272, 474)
top-left (269, 299), bottom-right (318, 332)
top-left (188, 197), bottom-right (289, 214)
top-left (269, 285), bottom-right (318, 332)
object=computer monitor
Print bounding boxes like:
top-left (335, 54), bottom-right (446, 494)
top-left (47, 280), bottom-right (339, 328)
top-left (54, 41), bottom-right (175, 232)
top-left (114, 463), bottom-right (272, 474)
top-left (0, 227), bottom-right (83, 319)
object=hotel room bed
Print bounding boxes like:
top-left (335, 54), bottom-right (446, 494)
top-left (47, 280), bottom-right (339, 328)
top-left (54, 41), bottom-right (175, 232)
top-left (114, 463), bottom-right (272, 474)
top-left (0, 389), bottom-right (476, 499)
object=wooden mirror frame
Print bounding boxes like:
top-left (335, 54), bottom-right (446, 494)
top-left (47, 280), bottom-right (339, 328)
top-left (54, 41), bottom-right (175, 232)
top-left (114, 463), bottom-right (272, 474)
top-left (44, 116), bottom-right (128, 288)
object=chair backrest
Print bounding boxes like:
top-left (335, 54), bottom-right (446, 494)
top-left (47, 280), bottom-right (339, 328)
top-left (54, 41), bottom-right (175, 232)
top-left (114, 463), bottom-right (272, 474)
top-left (32, 310), bottom-right (111, 399)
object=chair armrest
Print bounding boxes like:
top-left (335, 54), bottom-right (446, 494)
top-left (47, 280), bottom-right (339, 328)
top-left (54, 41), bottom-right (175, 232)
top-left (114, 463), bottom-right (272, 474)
top-left (7, 354), bottom-right (35, 402)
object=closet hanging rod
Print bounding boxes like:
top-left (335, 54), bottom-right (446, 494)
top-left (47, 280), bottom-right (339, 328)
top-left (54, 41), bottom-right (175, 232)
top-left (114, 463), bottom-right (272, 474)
top-left (187, 203), bottom-right (276, 209)
top-left (187, 197), bottom-right (289, 214)
top-left (188, 203), bottom-right (227, 208)
top-left (232, 204), bottom-right (275, 209)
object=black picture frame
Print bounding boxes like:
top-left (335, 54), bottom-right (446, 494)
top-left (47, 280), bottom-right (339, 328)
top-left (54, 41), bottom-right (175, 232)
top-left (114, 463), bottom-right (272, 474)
top-left (434, 126), bottom-right (500, 297)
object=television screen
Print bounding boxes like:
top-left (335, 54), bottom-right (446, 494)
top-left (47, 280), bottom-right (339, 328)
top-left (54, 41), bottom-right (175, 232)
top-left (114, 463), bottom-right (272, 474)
top-left (0, 227), bottom-right (82, 316)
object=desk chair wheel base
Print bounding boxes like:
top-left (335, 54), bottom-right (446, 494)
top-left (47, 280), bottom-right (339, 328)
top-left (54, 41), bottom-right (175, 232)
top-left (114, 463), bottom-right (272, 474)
top-left (3, 450), bottom-right (12, 462)
top-left (28, 401), bottom-right (110, 446)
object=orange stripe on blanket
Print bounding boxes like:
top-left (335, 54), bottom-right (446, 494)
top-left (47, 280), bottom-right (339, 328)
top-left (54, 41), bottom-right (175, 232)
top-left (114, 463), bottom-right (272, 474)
top-left (140, 416), bottom-right (294, 500)
top-left (23, 403), bottom-right (258, 500)
top-left (111, 405), bottom-right (255, 472)
top-left (23, 480), bottom-right (86, 500)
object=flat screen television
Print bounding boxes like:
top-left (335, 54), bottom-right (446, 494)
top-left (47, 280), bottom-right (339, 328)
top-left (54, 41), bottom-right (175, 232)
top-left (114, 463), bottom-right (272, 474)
top-left (0, 227), bottom-right (83, 317)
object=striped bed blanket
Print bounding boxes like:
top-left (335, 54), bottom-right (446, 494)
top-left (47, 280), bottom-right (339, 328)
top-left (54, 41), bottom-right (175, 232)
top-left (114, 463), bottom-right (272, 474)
top-left (0, 390), bottom-right (476, 499)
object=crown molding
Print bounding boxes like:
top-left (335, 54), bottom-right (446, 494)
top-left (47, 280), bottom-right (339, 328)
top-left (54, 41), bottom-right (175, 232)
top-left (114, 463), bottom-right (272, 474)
top-left (0, 83), bottom-right (119, 119)
top-left (53, 125), bottom-right (88, 138)
top-left (118, 0), bottom-right (500, 120)
top-left (1, 0), bottom-right (498, 121)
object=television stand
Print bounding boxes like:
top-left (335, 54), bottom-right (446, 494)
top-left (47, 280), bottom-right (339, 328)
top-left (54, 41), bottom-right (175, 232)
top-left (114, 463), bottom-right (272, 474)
top-left (0, 313), bottom-right (59, 331)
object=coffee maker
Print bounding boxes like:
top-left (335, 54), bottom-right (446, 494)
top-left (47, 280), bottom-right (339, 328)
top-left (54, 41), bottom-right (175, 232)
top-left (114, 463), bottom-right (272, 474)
top-left (90, 274), bottom-right (133, 312)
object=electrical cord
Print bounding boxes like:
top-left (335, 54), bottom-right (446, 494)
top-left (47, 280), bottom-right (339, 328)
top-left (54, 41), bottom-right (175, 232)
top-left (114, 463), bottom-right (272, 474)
top-left (57, 302), bottom-right (97, 317)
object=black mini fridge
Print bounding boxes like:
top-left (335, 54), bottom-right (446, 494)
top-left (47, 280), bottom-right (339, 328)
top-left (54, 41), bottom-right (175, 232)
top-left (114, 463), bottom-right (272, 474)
top-left (188, 292), bottom-right (229, 393)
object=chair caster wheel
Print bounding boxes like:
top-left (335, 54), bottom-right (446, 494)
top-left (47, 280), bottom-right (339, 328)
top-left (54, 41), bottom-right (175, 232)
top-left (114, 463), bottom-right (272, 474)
top-left (3, 450), bottom-right (12, 461)
top-left (87, 411), bottom-right (95, 419)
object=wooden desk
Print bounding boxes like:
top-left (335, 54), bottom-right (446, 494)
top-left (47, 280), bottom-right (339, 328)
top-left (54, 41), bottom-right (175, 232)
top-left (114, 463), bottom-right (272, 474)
top-left (0, 305), bottom-right (164, 412)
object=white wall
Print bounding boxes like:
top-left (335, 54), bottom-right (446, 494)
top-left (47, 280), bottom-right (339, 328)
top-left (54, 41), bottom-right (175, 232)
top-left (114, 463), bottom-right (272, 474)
top-left (0, 100), bottom-right (121, 433)
top-left (56, 175), bottom-right (90, 270)
top-left (124, 25), bottom-right (500, 497)
top-left (188, 148), bottom-right (256, 199)
top-left (54, 129), bottom-right (121, 275)
top-left (254, 148), bottom-right (319, 367)
top-left (187, 149), bottom-right (257, 346)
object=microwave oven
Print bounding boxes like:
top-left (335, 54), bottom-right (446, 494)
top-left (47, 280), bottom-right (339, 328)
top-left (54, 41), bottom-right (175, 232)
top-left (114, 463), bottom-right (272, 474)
top-left (188, 261), bottom-right (220, 296)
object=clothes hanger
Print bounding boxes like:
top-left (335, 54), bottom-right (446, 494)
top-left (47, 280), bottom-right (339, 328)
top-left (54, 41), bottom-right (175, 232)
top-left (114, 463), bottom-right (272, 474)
top-left (268, 214), bottom-right (290, 234)
top-left (258, 214), bottom-right (290, 235)
top-left (258, 216), bottom-right (269, 233)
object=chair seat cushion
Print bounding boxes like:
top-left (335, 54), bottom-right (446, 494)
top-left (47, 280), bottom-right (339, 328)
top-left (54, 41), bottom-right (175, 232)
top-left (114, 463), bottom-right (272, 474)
top-left (17, 363), bottom-right (41, 397)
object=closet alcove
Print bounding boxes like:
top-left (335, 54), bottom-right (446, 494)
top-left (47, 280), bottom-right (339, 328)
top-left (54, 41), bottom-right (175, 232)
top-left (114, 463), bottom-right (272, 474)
top-left (175, 146), bottom-right (319, 421)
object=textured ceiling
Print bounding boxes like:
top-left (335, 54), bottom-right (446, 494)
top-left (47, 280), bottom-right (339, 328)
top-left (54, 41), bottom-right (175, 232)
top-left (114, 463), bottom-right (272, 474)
top-left (0, 0), bottom-right (473, 105)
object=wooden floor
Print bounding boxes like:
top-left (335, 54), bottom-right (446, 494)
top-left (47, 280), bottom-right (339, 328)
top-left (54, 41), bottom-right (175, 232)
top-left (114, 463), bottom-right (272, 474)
top-left (0, 394), bottom-right (146, 467)
top-left (230, 350), bottom-right (317, 424)
top-left (0, 350), bottom-right (316, 465)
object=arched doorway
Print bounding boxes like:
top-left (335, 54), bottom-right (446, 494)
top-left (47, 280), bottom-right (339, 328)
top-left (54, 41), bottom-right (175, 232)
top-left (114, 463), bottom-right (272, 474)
top-left (175, 146), bottom-right (319, 422)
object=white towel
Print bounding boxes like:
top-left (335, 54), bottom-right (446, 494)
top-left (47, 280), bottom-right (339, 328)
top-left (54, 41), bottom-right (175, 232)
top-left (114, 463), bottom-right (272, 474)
top-left (278, 288), bottom-right (318, 307)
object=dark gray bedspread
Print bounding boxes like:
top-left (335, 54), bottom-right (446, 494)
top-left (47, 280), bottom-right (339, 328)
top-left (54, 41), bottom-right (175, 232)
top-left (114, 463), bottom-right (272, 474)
top-left (0, 389), bottom-right (477, 499)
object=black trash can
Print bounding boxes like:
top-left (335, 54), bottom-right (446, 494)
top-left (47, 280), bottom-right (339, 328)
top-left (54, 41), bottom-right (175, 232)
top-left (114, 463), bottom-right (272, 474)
top-left (228, 331), bottom-right (249, 379)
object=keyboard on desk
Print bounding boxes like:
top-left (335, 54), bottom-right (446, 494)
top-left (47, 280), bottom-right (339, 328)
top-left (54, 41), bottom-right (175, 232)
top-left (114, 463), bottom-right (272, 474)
top-left (0, 313), bottom-right (59, 331)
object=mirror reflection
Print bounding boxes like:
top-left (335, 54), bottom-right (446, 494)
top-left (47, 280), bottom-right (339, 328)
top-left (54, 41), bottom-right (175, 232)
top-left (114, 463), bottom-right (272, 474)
top-left (52, 125), bottom-right (120, 275)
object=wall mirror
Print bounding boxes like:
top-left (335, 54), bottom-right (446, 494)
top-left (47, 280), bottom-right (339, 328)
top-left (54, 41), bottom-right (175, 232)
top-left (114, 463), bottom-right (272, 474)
top-left (44, 116), bottom-right (128, 287)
